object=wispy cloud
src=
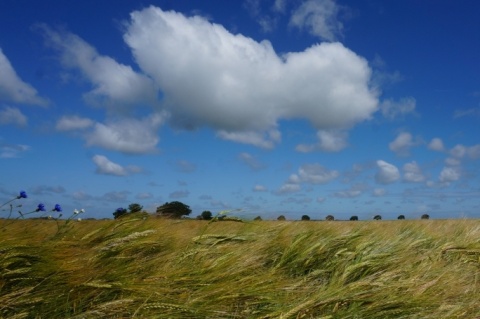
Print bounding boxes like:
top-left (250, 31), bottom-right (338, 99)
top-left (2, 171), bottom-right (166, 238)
top-left (0, 106), bottom-right (27, 126)
top-left (0, 48), bottom-right (48, 106)
top-left (238, 152), bottom-right (265, 170)
top-left (289, 0), bottom-right (344, 42)
top-left (0, 142), bottom-right (30, 158)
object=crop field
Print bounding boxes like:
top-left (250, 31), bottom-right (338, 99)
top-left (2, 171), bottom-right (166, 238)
top-left (0, 216), bottom-right (479, 318)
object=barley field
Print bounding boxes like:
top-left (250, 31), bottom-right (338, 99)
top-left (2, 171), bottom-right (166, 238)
top-left (1, 216), bottom-right (479, 318)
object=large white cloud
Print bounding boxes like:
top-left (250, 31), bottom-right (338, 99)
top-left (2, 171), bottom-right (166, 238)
top-left (0, 48), bottom-right (48, 106)
top-left (375, 160), bottom-right (400, 184)
top-left (123, 6), bottom-right (378, 147)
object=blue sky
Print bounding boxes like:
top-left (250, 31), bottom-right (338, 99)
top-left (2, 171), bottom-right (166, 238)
top-left (1, 0), bottom-right (480, 220)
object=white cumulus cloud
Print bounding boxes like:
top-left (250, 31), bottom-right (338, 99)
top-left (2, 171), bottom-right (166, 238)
top-left (439, 166), bottom-right (461, 184)
top-left (389, 132), bottom-right (417, 156)
top-left (92, 155), bottom-right (141, 176)
top-left (403, 161), bottom-right (425, 183)
top-left (124, 6), bottom-right (378, 147)
top-left (86, 114), bottom-right (165, 154)
top-left (288, 163), bottom-right (339, 184)
top-left (428, 137), bottom-right (445, 151)
top-left (375, 160), bottom-right (400, 184)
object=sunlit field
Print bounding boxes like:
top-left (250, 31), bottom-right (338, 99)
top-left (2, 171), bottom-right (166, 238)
top-left (1, 216), bottom-right (479, 318)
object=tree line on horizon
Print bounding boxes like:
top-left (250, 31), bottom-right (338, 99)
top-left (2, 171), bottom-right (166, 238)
top-left (112, 201), bottom-right (431, 221)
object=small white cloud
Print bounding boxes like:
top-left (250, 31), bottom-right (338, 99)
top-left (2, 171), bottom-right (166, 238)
top-left (86, 114), bottom-right (165, 154)
top-left (217, 130), bottom-right (281, 149)
top-left (92, 155), bottom-right (141, 176)
top-left (0, 106), bottom-right (27, 126)
top-left (0, 48), bottom-right (48, 106)
top-left (253, 184), bottom-right (268, 192)
top-left (278, 163), bottom-right (338, 195)
top-left (289, 0), bottom-right (343, 42)
top-left (389, 132), bottom-right (416, 156)
top-left (93, 155), bottom-right (127, 176)
top-left (427, 137), bottom-right (445, 152)
top-left (56, 115), bottom-right (93, 131)
top-left (403, 161), bottom-right (425, 183)
top-left (380, 97), bottom-right (416, 120)
top-left (439, 166), bottom-right (460, 184)
top-left (445, 157), bottom-right (461, 166)
top-left (375, 160), bottom-right (400, 184)
top-left (277, 183), bottom-right (301, 194)
top-left (289, 163), bottom-right (339, 184)
top-left (296, 130), bottom-right (348, 153)
top-left (373, 188), bottom-right (386, 197)
top-left (449, 144), bottom-right (467, 158)
top-left (334, 189), bottom-right (362, 198)
top-left (449, 144), bottom-right (480, 160)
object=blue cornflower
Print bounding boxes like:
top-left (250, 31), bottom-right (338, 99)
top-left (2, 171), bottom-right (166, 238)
top-left (17, 191), bottom-right (27, 199)
top-left (36, 203), bottom-right (46, 212)
top-left (53, 204), bottom-right (62, 212)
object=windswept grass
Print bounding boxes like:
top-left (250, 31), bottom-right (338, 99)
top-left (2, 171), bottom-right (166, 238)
top-left (0, 217), bottom-right (479, 318)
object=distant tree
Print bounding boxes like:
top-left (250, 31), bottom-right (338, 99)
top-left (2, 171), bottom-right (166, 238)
top-left (128, 203), bottom-right (143, 214)
top-left (350, 216), bottom-right (359, 221)
top-left (201, 210), bottom-right (213, 220)
top-left (325, 215), bottom-right (335, 221)
top-left (398, 215), bottom-right (406, 220)
top-left (156, 201), bottom-right (192, 219)
top-left (277, 215), bottom-right (286, 221)
top-left (254, 216), bottom-right (262, 221)
top-left (421, 214), bottom-right (430, 220)
top-left (301, 215), bottom-right (310, 221)
top-left (113, 207), bottom-right (128, 219)
top-left (373, 215), bottom-right (382, 220)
